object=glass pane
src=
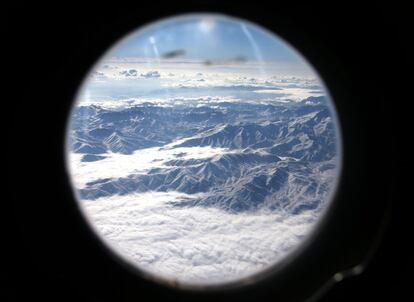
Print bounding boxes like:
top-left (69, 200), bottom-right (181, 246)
top-left (66, 14), bottom-right (342, 286)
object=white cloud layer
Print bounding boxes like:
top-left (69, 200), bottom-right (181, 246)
top-left (69, 140), bottom-right (237, 189)
top-left (80, 191), bottom-right (318, 285)
top-left (82, 59), bottom-right (323, 104)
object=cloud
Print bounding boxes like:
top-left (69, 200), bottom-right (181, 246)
top-left (141, 71), bottom-right (160, 78)
top-left (90, 70), bottom-right (107, 79)
top-left (102, 64), bottom-right (117, 69)
top-left (69, 143), bottom-right (235, 189)
top-left (253, 87), bottom-right (324, 101)
top-left (119, 69), bottom-right (138, 77)
top-left (76, 96), bottom-right (243, 110)
top-left (80, 191), bottom-right (318, 285)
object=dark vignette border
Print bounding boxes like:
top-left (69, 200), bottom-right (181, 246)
top-left (6, 2), bottom-right (403, 302)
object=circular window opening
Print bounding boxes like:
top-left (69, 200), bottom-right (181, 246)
top-left (66, 14), bottom-right (342, 287)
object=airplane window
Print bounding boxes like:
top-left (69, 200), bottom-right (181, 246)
top-left (65, 14), bottom-right (342, 287)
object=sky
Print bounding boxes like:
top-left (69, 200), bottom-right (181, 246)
top-left (79, 15), bottom-right (323, 102)
top-left (108, 15), bottom-right (305, 63)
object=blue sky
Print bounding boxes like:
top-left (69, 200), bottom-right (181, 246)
top-left (109, 15), bottom-right (303, 63)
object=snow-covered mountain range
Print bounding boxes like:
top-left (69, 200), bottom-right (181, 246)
top-left (69, 96), bottom-right (338, 215)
